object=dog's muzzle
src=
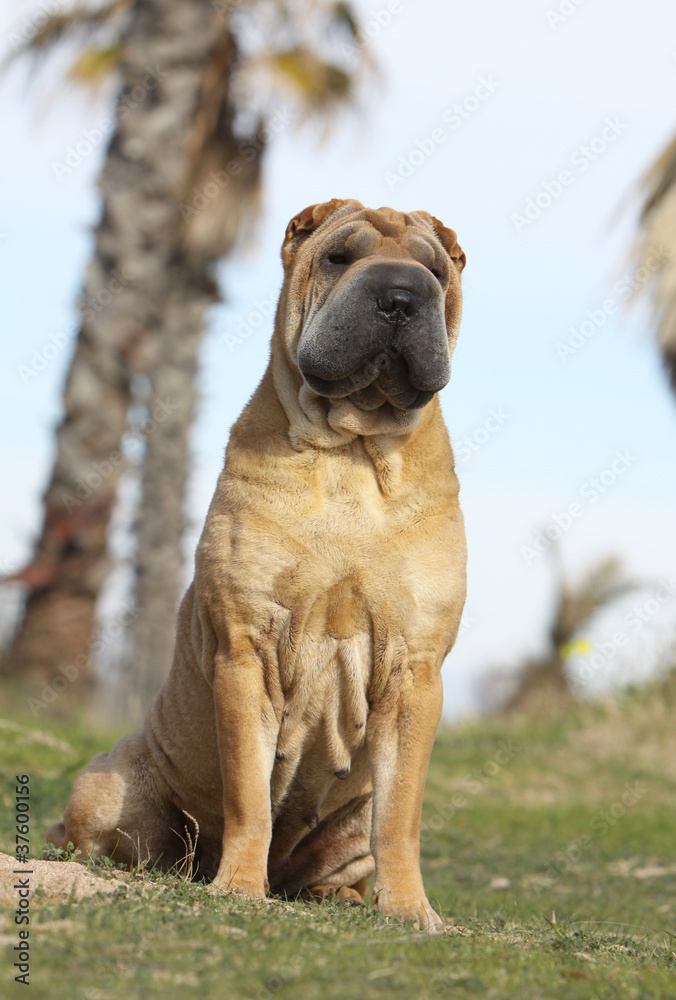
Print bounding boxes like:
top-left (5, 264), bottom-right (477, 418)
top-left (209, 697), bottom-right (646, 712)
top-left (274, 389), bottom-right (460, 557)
top-left (297, 260), bottom-right (451, 412)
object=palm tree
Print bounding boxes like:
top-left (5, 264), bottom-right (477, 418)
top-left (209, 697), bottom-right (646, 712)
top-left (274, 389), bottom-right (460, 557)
top-left (632, 133), bottom-right (676, 391)
top-left (482, 555), bottom-right (632, 716)
top-left (4, 0), bottom-right (366, 706)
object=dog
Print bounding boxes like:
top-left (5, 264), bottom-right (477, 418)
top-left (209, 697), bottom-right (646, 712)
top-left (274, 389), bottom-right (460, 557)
top-left (46, 199), bottom-right (467, 932)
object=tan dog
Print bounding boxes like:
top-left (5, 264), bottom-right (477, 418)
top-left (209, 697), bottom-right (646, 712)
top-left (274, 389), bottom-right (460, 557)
top-left (46, 199), bottom-right (467, 932)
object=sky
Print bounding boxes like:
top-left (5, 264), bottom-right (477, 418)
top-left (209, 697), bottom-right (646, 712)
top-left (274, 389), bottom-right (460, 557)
top-left (1, 0), bottom-right (676, 716)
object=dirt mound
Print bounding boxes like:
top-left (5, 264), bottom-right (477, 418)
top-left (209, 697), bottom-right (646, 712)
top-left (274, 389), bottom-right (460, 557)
top-left (0, 852), bottom-right (117, 906)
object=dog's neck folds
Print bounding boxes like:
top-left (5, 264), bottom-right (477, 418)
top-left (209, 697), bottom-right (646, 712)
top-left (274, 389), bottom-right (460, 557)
top-left (272, 348), bottom-right (420, 451)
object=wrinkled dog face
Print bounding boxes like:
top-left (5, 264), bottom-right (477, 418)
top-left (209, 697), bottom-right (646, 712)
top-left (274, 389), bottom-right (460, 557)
top-left (281, 200), bottom-right (466, 415)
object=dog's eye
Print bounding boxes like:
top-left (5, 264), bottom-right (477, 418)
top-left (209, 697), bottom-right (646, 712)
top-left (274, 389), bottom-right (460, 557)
top-left (327, 253), bottom-right (349, 266)
top-left (430, 267), bottom-right (443, 282)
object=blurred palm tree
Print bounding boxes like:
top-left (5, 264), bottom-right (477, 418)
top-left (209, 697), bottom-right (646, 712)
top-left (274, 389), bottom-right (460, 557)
top-left (4, 0), bottom-right (367, 708)
top-left (484, 555), bottom-right (633, 716)
top-left (632, 133), bottom-right (676, 392)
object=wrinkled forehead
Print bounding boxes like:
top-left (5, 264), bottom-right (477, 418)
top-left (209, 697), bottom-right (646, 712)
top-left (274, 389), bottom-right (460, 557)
top-left (312, 206), bottom-right (441, 269)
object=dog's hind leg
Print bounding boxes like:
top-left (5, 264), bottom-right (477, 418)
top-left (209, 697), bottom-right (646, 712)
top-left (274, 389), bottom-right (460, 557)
top-left (268, 793), bottom-right (374, 899)
top-left (45, 729), bottom-right (188, 870)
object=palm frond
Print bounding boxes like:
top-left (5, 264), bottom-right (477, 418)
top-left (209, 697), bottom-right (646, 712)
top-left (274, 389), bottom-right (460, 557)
top-left (330, 1), bottom-right (360, 40)
top-left (642, 134), bottom-right (676, 219)
top-left (550, 556), bottom-right (631, 650)
top-left (4, 1), bottom-right (129, 78)
top-left (265, 46), bottom-right (354, 113)
top-left (231, 0), bottom-right (368, 134)
top-left (69, 44), bottom-right (122, 82)
top-left (632, 132), bottom-right (676, 391)
top-left (491, 555), bottom-right (635, 716)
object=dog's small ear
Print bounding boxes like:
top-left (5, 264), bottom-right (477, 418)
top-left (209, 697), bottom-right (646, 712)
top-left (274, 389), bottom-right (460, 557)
top-left (417, 213), bottom-right (466, 271)
top-left (284, 199), bottom-right (351, 243)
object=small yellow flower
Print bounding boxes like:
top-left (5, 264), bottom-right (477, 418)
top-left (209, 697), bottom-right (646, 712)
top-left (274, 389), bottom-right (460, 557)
top-left (559, 638), bottom-right (593, 659)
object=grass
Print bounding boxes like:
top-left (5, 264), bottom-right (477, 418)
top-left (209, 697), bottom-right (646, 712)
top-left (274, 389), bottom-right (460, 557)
top-left (1, 673), bottom-right (675, 999)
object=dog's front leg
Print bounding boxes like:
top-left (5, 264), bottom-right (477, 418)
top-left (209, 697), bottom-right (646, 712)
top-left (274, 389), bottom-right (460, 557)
top-left (208, 649), bottom-right (279, 899)
top-left (366, 665), bottom-right (444, 932)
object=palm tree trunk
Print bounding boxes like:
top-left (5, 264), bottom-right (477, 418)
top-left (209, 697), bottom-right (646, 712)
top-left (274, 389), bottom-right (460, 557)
top-left (126, 268), bottom-right (216, 711)
top-left (5, 0), bottom-right (223, 688)
top-left (126, 18), bottom-right (263, 710)
top-left (6, 316), bottom-right (131, 686)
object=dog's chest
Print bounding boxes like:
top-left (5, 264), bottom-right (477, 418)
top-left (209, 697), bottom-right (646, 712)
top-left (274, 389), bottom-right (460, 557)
top-left (242, 452), bottom-right (458, 698)
top-left (274, 616), bottom-right (371, 750)
top-left (264, 524), bottom-right (451, 812)
top-left (210, 445), bottom-right (461, 811)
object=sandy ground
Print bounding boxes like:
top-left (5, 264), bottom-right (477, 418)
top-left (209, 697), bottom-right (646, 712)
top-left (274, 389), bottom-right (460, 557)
top-left (0, 852), bottom-right (117, 907)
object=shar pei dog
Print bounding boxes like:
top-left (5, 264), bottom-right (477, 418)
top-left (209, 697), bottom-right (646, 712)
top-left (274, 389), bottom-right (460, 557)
top-left (46, 199), bottom-right (468, 931)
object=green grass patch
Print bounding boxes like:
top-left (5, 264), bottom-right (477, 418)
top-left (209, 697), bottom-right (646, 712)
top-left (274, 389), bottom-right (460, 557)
top-left (1, 675), bottom-right (675, 999)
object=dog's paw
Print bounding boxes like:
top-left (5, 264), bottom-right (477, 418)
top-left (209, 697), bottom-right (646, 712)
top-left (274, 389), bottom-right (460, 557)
top-left (308, 884), bottom-right (365, 905)
top-left (373, 889), bottom-right (444, 933)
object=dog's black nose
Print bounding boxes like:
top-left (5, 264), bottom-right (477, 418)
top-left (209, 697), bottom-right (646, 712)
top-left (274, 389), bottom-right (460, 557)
top-left (377, 288), bottom-right (418, 318)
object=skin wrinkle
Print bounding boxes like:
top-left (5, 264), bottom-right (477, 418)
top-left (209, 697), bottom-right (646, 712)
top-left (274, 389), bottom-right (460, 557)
top-left (283, 208), bottom-right (463, 444)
